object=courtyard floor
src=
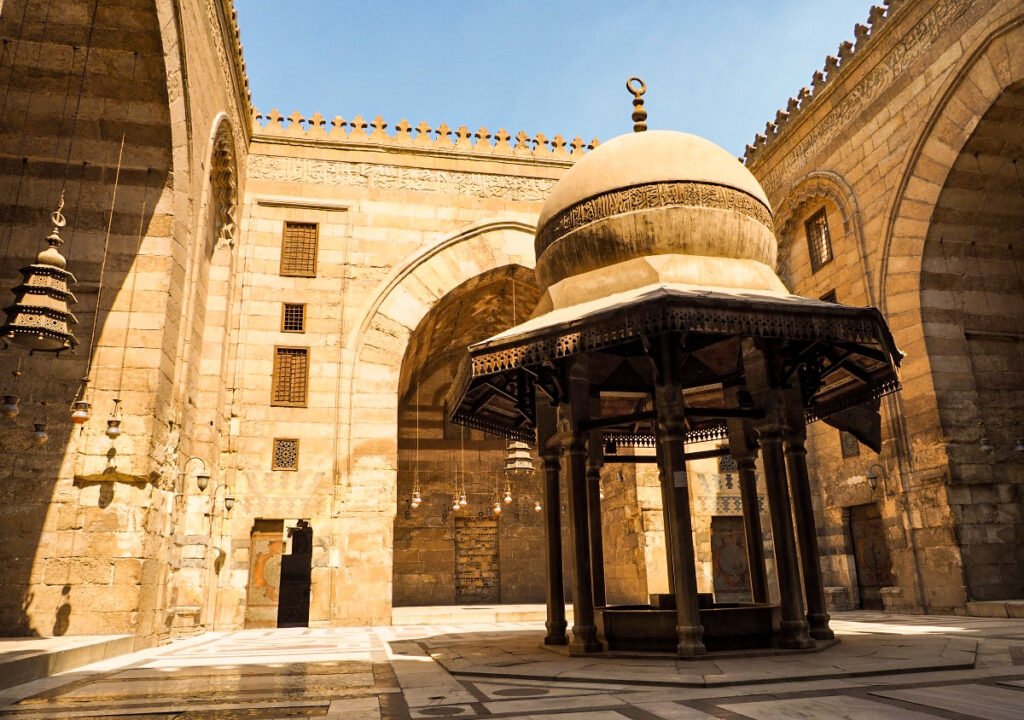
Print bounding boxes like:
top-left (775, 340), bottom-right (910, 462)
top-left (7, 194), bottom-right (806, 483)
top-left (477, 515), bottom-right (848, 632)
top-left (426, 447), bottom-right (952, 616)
top-left (0, 611), bottom-right (1022, 719)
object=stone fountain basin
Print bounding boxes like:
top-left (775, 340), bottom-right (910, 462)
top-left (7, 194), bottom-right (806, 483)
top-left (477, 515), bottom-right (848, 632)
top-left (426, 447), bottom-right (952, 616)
top-left (597, 603), bottom-right (781, 652)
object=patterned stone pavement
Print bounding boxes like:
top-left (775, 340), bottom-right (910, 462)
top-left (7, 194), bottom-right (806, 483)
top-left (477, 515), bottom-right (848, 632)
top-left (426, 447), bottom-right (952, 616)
top-left (0, 612), bottom-right (1022, 719)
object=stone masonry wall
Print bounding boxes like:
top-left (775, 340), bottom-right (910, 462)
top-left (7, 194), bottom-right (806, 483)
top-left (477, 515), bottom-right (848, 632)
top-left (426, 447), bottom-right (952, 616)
top-left (747, 0), bottom-right (1024, 612)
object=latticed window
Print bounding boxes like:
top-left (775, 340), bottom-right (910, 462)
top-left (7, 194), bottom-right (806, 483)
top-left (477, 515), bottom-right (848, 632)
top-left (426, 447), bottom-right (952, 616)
top-left (282, 303), bottom-right (306, 333)
top-left (840, 430), bottom-right (861, 458)
top-left (280, 222), bottom-right (318, 277)
top-left (804, 208), bottom-right (833, 272)
top-left (273, 438), bottom-right (299, 470)
top-left (272, 347), bottom-right (309, 407)
top-left (718, 454), bottom-right (738, 473)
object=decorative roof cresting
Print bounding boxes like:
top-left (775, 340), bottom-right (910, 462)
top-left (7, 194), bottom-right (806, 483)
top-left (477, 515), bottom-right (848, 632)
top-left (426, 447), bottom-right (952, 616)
top-left (743, 0), bottom-right (903, 165)
top-left (251, 110), bottom-right (599, 160)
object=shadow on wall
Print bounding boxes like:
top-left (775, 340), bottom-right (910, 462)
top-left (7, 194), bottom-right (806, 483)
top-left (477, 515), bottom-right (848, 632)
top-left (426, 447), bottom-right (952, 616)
top-left (0, 0), bottom-right (174, 637)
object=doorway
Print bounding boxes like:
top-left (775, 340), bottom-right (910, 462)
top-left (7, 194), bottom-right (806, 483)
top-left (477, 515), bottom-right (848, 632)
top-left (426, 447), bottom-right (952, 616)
top-left (848, 503), bottom-right (893, 610)
top-left (277, 520), bottom-right (313, 627)
top-left (244, 519), bottom-right (314, 628)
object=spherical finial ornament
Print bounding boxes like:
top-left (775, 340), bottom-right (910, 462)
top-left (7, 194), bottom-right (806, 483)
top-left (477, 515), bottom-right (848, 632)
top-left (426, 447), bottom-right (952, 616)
top-left (627, 77), bottom-right (647, 132)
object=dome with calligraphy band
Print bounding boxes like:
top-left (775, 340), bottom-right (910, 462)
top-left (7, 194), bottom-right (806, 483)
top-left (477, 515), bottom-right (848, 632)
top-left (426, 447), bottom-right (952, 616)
top-left (532, 129), bottom-right (781, 309)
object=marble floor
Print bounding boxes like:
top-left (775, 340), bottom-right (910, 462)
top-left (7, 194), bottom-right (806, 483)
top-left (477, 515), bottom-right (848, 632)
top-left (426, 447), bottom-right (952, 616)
top-left (0, 611), bottom-right (1022, 719)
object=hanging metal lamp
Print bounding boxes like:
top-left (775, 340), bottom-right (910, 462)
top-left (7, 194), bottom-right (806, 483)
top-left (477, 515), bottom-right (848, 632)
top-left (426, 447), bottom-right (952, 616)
top-left (70, 400), bottom-right (90, 424)
top-left (31, 422), bottom-right (48, 445)
top-left (1, 194), bottom-right (78, 353)
top-left (504, 440), bottom-right (535, 476)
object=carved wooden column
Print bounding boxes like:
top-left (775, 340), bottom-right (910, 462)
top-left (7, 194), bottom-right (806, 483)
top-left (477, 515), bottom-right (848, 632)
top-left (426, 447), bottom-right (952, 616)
top-left (653, 368), bottom-right (706, 655)
top-left (586, 422), bottom-right (607, 608)
top-left (537, 400), bottom-right (567, 645)
top-left (744, 340), bottom-right (813, 649)
top-left (562, 360), bottom-right (602, 653)
top-left (654, 429), bottom-right (677, 597)
top-left (783, 389), bottom-right (834, 640)
top-left (724, 391), bottom-right (768, 604)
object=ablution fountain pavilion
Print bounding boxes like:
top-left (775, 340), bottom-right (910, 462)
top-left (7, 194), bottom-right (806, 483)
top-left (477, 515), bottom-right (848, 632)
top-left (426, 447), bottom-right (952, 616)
top-left (450, 80), bottom-right (903, 657)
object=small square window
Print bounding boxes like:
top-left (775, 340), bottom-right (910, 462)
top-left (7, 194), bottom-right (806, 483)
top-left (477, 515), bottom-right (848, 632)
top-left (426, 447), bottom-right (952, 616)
top-left (840, 430), bottom-right (861, 458)
top-left (273, 438), bottom-right (299, 470)
top-left (820, 289), bottom-right (838, 303)
top-left (272, 346), bottom-right (309, 407)
top-left (280, 222), bottom-right (318, 277)
top-left (805, 208), bottom-right (833, 272)
top-left (282, 303), bottom-right (306, 333)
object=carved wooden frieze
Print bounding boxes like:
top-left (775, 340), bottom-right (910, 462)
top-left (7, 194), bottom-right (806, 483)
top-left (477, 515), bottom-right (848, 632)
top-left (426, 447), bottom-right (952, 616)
top-left (247, 155), bottom-right (556, 202)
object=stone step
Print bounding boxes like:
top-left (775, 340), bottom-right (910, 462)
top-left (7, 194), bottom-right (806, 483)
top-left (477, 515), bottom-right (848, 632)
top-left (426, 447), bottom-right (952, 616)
top-left (965, 600), bottom-right (1024, 618)
top-left (392, 603), bottom-right (574, 625)
top-left (0, 635), bottom-right (134, 691)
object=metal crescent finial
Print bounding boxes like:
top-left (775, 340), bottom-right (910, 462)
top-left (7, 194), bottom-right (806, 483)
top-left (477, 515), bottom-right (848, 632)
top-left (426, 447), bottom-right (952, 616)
top-left (627, 77), bottom-right (647, 132)
top-left (51, 190), bottom-right (67, 230)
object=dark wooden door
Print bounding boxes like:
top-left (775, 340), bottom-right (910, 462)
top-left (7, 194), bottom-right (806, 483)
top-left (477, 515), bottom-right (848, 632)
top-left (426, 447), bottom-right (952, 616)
top-left (454, 517), bottom-right (499, 604)
top-left (849, 503), bottom-right (893, 610)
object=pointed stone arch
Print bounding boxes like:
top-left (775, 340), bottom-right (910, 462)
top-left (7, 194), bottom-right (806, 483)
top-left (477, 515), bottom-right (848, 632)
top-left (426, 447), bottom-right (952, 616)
top-left (323, 217), bottom-right (537, 623)
top-left (878, 17), bottom-right (1024, 459)
top-left (774, 170), bottom-right (873, 301)
top-left (339, 218), bottom-right (538, 509)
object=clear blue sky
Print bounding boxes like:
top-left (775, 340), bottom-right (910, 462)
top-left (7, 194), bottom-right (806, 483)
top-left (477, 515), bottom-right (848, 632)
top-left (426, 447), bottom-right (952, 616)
top-left (236, 1), bottom-right (872, 156)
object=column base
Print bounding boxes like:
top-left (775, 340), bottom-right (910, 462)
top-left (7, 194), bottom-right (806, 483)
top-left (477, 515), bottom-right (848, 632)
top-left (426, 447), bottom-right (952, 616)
top-left (544, 620), bottom-right (568, 646)
top-left (778, 619), bottom-right (814, 649)
top-left (569, 624), bottom-right (603, 654)
top-left (808, 612), bottom-right (834, 640)
top-left (675, 624), bottom-right (707, 656)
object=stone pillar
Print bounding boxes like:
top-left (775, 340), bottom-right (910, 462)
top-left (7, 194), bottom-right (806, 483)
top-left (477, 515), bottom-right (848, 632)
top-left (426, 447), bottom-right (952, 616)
top-left (744, 340), bottom-right (813, 649)
top-left (724, 393), bottom-right (768, 605)
top-left (562, 363), bottom-right (602, 653)
top-left (586, 424), bottom-right (607, 608)
top-left (783, 390), bottom-right (834, 640)
top-left (537, 400), bottom-right (568, 645)
top-left (653, 379), bottom-right (706, 656)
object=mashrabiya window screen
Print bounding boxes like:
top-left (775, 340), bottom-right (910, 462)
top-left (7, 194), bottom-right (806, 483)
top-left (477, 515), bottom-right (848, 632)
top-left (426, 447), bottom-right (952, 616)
top-left (273, 438), bottom-right (299, 470)
top-left (282, 303), bottom-right (306, 332)
top-left (805, 208), bottom-right (833, 272)
top-left (280, 222), bottom-right (318, 277)
top-left (840, 430), bottom-right (861, 458)
top-left (272, 347), bottom-right (309, 407)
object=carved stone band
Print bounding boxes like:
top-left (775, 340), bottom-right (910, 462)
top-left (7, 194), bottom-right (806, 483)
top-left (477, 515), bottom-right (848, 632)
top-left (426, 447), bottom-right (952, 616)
top-left (535, 181), bottom-right (774, 258)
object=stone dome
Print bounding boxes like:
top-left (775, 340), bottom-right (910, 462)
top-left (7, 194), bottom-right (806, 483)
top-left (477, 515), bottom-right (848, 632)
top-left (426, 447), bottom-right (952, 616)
top-left (534, 130), bottom-right (778, 296)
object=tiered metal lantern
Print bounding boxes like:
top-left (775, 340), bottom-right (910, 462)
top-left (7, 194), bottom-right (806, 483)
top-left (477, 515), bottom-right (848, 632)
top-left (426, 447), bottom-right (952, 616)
top-left (1, 196), bottom-right (78, 353)
top-left (503, 440), bottom-right (535, 504)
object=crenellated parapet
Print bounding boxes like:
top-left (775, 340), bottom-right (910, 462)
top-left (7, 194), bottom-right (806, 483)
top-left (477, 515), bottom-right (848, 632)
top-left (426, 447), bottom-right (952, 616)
top-left (252, 109), bottom-right (599, 161)
top-left (743, 0), bottom-right (905, 166)
top-left (225, 1), bottom-right (252, 105)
